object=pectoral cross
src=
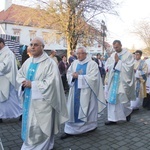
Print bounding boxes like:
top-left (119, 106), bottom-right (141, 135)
top-left (78, 69), bottom-right (83, 75)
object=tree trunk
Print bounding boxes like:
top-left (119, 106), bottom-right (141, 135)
top-left (66, 35), bottom-right (78, 59)
top-left (66, 3), bottom-right (78, 58)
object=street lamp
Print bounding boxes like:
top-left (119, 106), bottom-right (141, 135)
top-left (101, 20), bottom-right (107, 56)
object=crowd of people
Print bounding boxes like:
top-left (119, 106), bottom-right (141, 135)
top-left (0, 37), bottom-right (150, 150)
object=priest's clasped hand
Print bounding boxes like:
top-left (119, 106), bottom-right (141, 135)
top-left (115, 53), bottom-right (119, 62)
top-left (72, 72), bottom-right (78, 78)
top-left (22, 80), bottom-right (31, 88)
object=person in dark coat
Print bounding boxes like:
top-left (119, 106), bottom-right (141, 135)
top-left (93, 53), bottom-right (106, 84)
top-left (68, 50), bottom-right (77, 65)
top-left (21, 46), bottom-right (32, 65)
top-left (58, 55), bottom-right (69, 92)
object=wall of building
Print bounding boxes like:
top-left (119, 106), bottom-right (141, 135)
top-left (0, 22), bottom-right (111, 55)
top-left (0, 23), bottom-right (66, 50)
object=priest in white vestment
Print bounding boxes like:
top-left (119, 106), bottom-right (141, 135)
top-left (143, 58), bottom-right (150, 110)
top-left (0, 37), bottom-right (22, 123)
top-left (130, 50), bottom-right (147, 110)
top-left (105, 40), bottom-right (135, 125)
top-left (60, 46), bottom-right (106, 139)
top-left (17, 37), bottom-right (68, 150)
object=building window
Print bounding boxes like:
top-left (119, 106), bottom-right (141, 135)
top-left (13, 29), bottom-right (21, 36)
top-left (42, 32), bottom-right (49, 44)
top-left (29, 30), bottom-right (36, 41)
top-left (55, 32), bottom-right (62, 44)
top-left (62, 37), bottom-right (67, 47)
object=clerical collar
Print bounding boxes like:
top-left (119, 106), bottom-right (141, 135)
top-left (117, 49), bottom-right (127, 56)
top-left (32, 52), bottom-right (44, 63)
top-left (78, 55), bottom-right (91, 65)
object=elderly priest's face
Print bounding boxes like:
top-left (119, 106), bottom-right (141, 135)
top-left (30, 38), bottom-right (44, 58)
top-left (76, 48), bottom-right (87, 61)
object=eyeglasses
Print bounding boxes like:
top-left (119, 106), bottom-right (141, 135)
top-left (76, 53), bottom-right (86, 55)
top-left (30, 43), bottom-right (42, 47)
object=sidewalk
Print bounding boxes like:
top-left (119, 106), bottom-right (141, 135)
top-left (0, 107), bottom-right (150, 150)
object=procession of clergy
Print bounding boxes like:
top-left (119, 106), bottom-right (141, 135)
top-left (0, 36), bottom-right (150, 150)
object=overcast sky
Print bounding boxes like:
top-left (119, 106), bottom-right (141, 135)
top-left (103, 0), bottom-right (150, 49)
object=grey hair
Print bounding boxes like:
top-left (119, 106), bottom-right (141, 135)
top-left (76, 46), bottom-right (87, 53)
top-left (32, 37), bottom-right (45, 47)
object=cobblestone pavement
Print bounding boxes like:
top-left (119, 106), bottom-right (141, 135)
top-left (0, 107), bottom-right (150, 150)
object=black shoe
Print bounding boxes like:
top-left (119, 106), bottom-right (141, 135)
top-left (60, 133), bottom-right (73, 139)
top-left (19, 115), bottom-right (22, 121)
top-left (105, 121), bottom-right (117, 125)
top-left (126, 114), bottom-right (131, 122)
top-left (0, 119), bottom-right (3, 123)
top-left (133, 108), bottom-right (139, 111)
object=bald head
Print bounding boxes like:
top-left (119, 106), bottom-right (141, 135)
top-left (50, 50), bottom-right (57, 57)
top-left (31, 37), bottom-right (45, 48)
top-left (30, 37), bottom-right (44, 58)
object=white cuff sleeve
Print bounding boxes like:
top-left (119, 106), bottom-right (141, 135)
top-left (31, 81), bottom-right (44, 100)
top-left (78, 75), bottom-right (89, 89)
top-left (115, 60), bottom-right (122, 71)
top-left (68, 76), bottom-right (75, 87)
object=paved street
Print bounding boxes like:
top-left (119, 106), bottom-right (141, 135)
top-left (0, 107), bottom-right (150, 150)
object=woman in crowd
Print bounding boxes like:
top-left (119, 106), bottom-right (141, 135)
top-left (58, 55), bottom-right (69, 93)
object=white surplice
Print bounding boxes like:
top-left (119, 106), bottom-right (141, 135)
top-left (130, 59), bottom-right (147, 109)
top-left (105, 49), bottom-right (135, 121)
top-left (65, 56), bottom-right (106, 134)
top-left (17, 52), bottom-right (68, 150)
top-left (0, 46), bottom-right (22, 119)
top-left (145, 58), bottom-right (150, 93)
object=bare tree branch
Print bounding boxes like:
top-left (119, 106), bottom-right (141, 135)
top-left (15, 0), bottom-right (119, 55)
top-left (132, 20), bottom-right (150, 48)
